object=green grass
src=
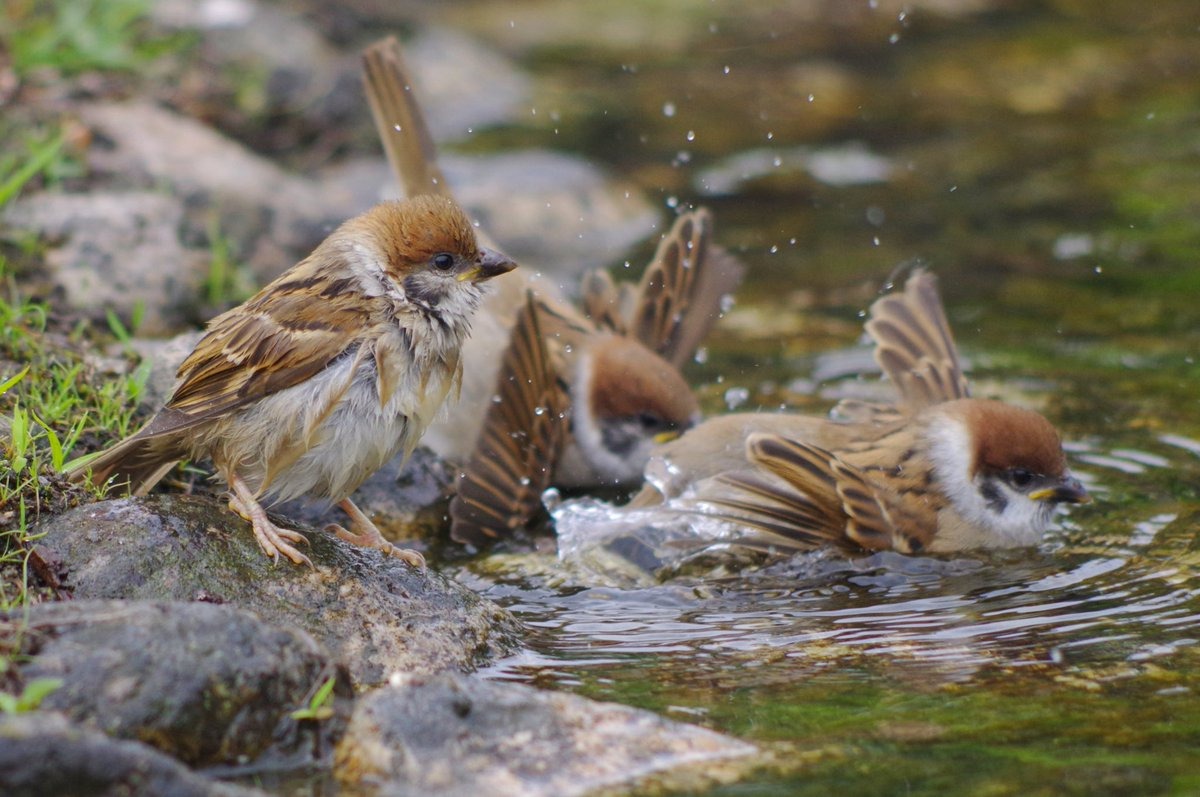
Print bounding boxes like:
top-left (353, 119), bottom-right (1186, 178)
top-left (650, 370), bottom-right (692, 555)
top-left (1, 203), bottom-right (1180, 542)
top-left (0, 258), bottom-right (149, 611)
top-left (0, 0), bottom-right (186, 77)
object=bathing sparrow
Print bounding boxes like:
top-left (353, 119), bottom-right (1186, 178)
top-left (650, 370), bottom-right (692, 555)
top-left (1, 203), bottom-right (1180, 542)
top-left (70, 195), bottom-right (517, 567)
top-left (361, 37), bottom-right (743, 545)
top-left (642, 269), bottom-right (1089, 553)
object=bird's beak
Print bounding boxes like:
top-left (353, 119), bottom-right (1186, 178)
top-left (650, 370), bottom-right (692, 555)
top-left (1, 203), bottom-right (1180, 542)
top-left (459, 248), bottom-right (517, 282)
top-left (653, 430), bottom-right (682, 445)
top-left (1030, 474), bottom-right (1091, 505)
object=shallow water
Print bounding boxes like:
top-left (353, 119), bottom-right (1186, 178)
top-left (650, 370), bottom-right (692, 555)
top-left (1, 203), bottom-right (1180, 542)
top-left (433, 1), bottom-right (1200, 793)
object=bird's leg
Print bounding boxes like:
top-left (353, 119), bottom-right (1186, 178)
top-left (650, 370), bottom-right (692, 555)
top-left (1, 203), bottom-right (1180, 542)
top-left (228, 474), bottom-right (313, 567)
top-left (327, 498), bottom-right (426, 570)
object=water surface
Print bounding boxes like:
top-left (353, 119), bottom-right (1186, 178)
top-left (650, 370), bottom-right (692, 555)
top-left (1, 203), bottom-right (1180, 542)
top-left (436, 1), bottom-right (1200, 792)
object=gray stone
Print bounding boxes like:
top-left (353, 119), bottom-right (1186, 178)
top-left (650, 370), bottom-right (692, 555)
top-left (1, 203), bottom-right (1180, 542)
top-left (0, 712), bottom-right (266, 797)
top-left (3, 191), bottom-right (208, 334)
top-left (128, 329), bottom-right (204, 413)
top-left (33, 494), bottom-right (523, 689)
top-left (12, 599), bottom-right (345, 767)
top-left (79, 100), bottom-right (335, 281)
top-left (403, 27), bottom-right (532, 142)
top-left (334, 671), bottom-right (758, 796)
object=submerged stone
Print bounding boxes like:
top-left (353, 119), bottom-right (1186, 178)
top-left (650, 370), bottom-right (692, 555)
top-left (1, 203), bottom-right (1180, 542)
top-left (334, 671), bottom-right (758, 796)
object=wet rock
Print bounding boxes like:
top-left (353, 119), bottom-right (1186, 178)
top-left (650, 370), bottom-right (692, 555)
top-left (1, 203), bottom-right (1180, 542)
top-left (11, 599), bottom-right (347, 767)
top-left (695, 142), bottom-right (893, 197)
top-left (0, 712), bottom-right (265, 797)
top-left (33, 494), bottom-right (523, 689)
top-left (2, 191), bottom-right (208, 334)
top-left (334, 671), bottom-right (758, 796)
top-left (324, 150), bottom-right (659, 276)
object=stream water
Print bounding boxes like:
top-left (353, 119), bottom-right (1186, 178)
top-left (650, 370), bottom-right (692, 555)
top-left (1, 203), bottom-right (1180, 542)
top-left (434, 1), bottom-right (1200, 793)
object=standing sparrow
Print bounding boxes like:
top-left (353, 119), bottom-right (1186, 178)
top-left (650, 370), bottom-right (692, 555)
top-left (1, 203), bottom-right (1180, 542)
top-left (641, 269), bottom-right (1089, 554)
top-left (70, 195), bottom-right (516, 567)
top-left (361, 37), bottom-right (743, 545)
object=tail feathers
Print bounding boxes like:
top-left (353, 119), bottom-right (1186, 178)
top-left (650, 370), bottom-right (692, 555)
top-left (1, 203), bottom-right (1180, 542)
top-left (68, 433), bottom-right (186, 496)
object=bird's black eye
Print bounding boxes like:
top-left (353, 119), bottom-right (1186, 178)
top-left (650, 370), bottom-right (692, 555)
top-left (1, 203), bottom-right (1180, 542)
top-left (431, 253), bottom-right (455, 271)
top-left (637, 412), bottom-right (665, 431)
top-left (1007, 467), bottom-right (1035, 488)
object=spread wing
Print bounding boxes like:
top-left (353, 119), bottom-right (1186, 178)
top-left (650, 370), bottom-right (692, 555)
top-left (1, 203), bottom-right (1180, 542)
top-left (633, 209), bottom-right (744, 368)
top-left (582, 209), bottom-right (744, 368)
top-left (450, 292), bottom-right (569, 545)
top-left (700, 433), bottom-right (934, 555)
top-left (864, 268), bottom-right (969, 413)
top-left (361, 36), bottom-right (452, 201)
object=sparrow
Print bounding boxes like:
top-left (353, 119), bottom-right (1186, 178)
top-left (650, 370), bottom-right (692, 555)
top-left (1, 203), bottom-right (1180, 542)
top-left (360, 37), bottom-right (744, 545)
top-left (69, 195), bottom-right (517, 567)
top-left (640, 269), bottom-right (1090, 554)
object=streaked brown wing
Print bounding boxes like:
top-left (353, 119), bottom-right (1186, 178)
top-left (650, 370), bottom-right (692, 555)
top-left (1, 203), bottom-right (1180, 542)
top-left (864, 268), bottom-right (969, 413)
top-left (450, 292), bottom-right (569, 545)
top-left (141, 270), bottom-right (371, 438)
top-left (361, 36), bottom-right (452, 201)
top-left (631, 209), bottom-right (744, 369)
top-left (703, 434), bottom-right (899, 553)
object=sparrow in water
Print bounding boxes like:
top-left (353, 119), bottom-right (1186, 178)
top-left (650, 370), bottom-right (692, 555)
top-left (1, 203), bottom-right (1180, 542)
top-left (640, 269), bottom-right (1089, 554)
top-left (360, 37), bottom-right (743, 545)
top-left (70, 195), bottom-right (516, 567)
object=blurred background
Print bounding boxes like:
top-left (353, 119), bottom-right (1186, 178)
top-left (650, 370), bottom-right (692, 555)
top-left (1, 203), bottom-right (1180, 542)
top-left (3, 1), bottom-right (1200, 794)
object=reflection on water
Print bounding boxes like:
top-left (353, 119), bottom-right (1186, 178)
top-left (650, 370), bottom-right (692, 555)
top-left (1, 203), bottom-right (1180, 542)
top-left (428, 0), bottom-right (1200, 789)
top-left (474, 528), bottom-right (1200, 691)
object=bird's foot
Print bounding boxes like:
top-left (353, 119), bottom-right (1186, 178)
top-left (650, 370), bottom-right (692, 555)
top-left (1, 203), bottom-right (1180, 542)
top-left (229, 478), bottom-right (312, 568)
top-left (330, 498), bottom-right (426, 570)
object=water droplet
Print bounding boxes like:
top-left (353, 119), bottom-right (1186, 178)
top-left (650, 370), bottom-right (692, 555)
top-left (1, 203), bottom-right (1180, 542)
top-left (723, 65), bottom-right (730, 75)
top-left (686, 130), bottom-right (696, 142)
top-left (872, 236), bottom-right (881, 246)
top-left (724, 386), bottom-right (750, 411)
top-left (662, 101), bottom-right (676, 117)
top-left (392, 124), bottom-right (402, 132)
top-left (694, 347), bottom-right (709, 364)
top-left (807, 93), bottom-right (815, 102)
top-left (666, 196), bottom-right (679, 208)
top-left (889, 33), bottom-right (900, 44)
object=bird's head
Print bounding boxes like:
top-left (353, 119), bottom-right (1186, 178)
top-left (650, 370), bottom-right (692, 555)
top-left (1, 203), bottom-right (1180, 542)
top-left (926, 398), bottom-right (1089, 546)
top-left (570, 334), bottom-right (700, 486)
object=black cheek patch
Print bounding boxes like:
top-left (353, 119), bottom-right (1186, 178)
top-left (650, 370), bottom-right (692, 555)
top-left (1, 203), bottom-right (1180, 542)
top-left (403, 275), bottom-right (442, 307)
top-left (600, 421), bottom-right (637, 457)
top-left (979, 479), bottom-right (1008, 514)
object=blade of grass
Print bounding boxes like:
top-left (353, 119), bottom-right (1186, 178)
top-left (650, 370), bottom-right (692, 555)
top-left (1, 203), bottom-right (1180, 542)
top-left (0, 132), bottom-right (65, 207)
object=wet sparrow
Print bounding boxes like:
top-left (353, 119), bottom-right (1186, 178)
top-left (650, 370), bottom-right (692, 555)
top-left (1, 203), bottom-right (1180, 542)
top-left (361, 37), bottom-right (743, 545)
top-left (643, 269), bottom-right (1089, 554)
top-left (70, 196), bottom-right (516, 567)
